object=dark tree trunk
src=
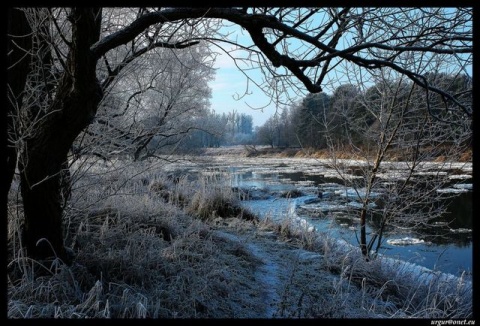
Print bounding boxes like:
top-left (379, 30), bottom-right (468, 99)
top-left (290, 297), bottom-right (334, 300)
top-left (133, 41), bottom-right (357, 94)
top-left (359, 208), bottom-right (369, 260)
top-left (18, 8), bottom-right (103, 262)
top-left (5, 8), bottom-right (32, 202)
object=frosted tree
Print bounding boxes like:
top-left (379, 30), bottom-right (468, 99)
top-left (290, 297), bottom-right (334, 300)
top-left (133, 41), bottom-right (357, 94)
top-left (6, 7), bottom-right (472, 262)
top-left (323, 68), bottom-right (471, 259)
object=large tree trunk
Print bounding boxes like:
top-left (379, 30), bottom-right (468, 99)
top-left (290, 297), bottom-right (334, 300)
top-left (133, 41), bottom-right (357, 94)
top-left (5, 8), bottom-right (32, 203)
top-left (18, 8), bottom-right (103, 262)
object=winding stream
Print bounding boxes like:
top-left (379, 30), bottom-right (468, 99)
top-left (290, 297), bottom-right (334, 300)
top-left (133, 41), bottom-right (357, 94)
top-left (189, 156), bottom-right (472, 279)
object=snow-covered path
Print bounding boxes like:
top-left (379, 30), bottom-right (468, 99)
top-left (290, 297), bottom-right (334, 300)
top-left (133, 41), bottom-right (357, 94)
top-left (212, 226), bottom-right (340, 318)
top-left (210, 218), bottom-right (472, 318)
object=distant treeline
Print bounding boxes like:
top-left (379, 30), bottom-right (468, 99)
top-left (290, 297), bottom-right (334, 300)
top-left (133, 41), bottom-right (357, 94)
top-left (254, 72), bottom-right (471, 151)
top-left (155, 72), bottom-right (471, 156)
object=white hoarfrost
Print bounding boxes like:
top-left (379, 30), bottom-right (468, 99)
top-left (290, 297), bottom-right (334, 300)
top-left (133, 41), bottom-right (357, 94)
top-left (247, 194), bottom-right (473, 316)
top-left (386, 237), bottom-right (431, 246)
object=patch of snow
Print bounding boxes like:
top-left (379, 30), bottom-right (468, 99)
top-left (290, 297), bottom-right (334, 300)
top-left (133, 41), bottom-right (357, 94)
top-left (437, 187), bottom-right (470, 194)
top-left (296, 180), bottom-right (316, 186)
top-left (387, 237), bottom-right (431, 246)
top-left (453, 183), bottom-right (473, 190)
top-left (346, 201), bottom-right (377, 209)
top-left (414, 171), bottom-right (449, 176)
top-left (299, 203), bottom-right (347, 212)
top-left (286, 198), bottom-right (317, 232)
top-left (338, 188), bottom-right (382, 199)
top-left (295, 195), bottom-right (356, 213)
top-left (323, 171), bottom-right (362, 180)
top-left (449, 228), bottom-right (472, 233)
top-left (449, 174), bottom-right (473, 180)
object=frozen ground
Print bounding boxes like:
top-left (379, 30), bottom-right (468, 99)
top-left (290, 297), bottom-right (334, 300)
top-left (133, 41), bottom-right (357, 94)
top-left (209, 216), bottom-right (472, 318)
top-left (209, 219), bottom-right (386, 318)
top-left (133, 148), bottom-right (473, 317)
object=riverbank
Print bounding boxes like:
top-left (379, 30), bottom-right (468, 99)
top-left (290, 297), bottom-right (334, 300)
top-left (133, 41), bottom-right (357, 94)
top-left (7, 155), bottom-right (473, 319)
top-left (198, 145), bottom-right (473, 162)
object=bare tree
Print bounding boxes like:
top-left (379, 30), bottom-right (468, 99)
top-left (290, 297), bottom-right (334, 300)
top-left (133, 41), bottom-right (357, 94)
top-left (76, 40), bottom-right (215, 161)
top-left (256, 116), bottom-right (278, 148)
top-left (6, 8), bottom-right (32, 202)
top-left (6, 7), bottom-right (472, 262)
top-left (323, 68), bottom-right (471, 259)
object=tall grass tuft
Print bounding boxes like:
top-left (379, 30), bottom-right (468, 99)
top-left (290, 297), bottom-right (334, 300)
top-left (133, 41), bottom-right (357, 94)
top-left (183, 174), bottom-right (257, 221)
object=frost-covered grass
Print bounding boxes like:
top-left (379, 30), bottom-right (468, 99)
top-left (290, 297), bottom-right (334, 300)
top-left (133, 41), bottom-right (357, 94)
top-left (7, 156), bottom-right (472, 318)
top-left (256, 200), bottom-right (473, 318)
top-left (316, 236), bottom-right (472, 318)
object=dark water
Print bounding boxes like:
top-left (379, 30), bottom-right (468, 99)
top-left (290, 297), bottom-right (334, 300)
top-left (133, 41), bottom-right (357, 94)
top-left (230, 168), bottom-right (473, 278)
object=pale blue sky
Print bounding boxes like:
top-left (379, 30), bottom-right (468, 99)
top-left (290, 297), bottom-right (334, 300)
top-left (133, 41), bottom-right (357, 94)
top-left (208, 51), bottom-right (280, 128)
top-left (206, 11), bottom-right (352, 128)
top-left (206, 8), bottom-right (472, 128)
top-left (206, 13), bottom-right (351, 128)
top-left (207, 24), bottom-right (283, 128)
